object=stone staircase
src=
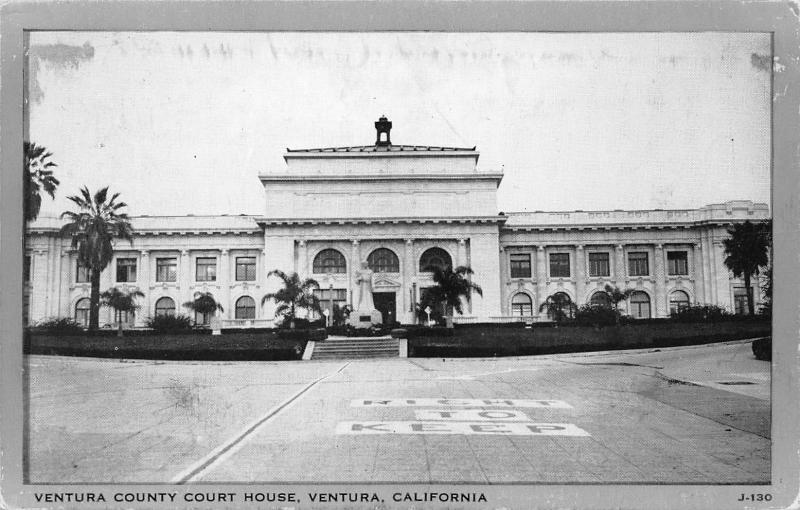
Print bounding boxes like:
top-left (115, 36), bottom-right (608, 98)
top-left (309, 335), bottom-right (400, 360)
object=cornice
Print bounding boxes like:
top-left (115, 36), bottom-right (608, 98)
top-left (256, 215), bottom-right (508, 227)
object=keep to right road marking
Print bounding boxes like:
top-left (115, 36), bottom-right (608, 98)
top-left (336, 421), bottom-right (590, 436)
top-left (351, 398), bottom-right (572, 408)
top-left (415, 409), bottom-right (530, 421)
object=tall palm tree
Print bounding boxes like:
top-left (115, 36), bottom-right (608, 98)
top-left (101, 287), bottom-right (144, 337)
top-left (60, 186), bottom-right (133, 330)
top-left (539, 293), bottom-right (577, 324)
top-left (24, 141), bottom-right (60, 222)
top-left (183, 291), bottom-right (224, 326)
top-left (723, 220), bottom-right (770, 315)
top-left (426, 266), bottom-right (483, 328)
top-left (261, 270), bottom-right (321, 329)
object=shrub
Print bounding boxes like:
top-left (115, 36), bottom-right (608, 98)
top-left (574, 305), bottom-right (621, 327)
top-left (34, 317), bottom-right (84, 335)
top-left (670, 304), bottom-right (732, 323)
top-left (277, 317), bottom-right (326, 330)
top-left (146, 314), bottom-right (193, 333)
top-left (276, 328), bottom-right (327, 341)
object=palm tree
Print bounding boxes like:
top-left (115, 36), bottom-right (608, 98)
top-left (183, 291), bottom-right (224, 326)
top-left (601, 283), bottom-right (633, 324)
top-left (261, 270), bottom-right (321, 329)
top-left (426, 266), bottom-right (483, 328)
top-left (24, 141), bottom-right (60, 222)
top-left (60, 187), bottom-right (133, 330)
top-left (539, 293), bottom-right (577, 324)
top-left (723, 220), bottom-right (770, 315)
top-left (101, 287), bottom-right (144, 337)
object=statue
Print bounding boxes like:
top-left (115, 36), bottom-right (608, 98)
top-left (348, 261), bottom-right (383, 328)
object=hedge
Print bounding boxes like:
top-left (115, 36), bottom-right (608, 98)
top-left (25, 331), bottom-right (305, 361)
top-left (407, 319), bottom-right (771, 358)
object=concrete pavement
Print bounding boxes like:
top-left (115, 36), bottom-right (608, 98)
top-left (25, 340), bottom-right (770, 484)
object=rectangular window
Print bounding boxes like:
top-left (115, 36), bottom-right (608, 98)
top-left (156, 258), bottom-right (177, 282)
top-left (24, 255), bottom-right (31, 283)
top-left (196, 257), bottom-right (217, 281)
top-left (116, 258), bottom-right (137, 282)
top-left (76, 261), bottom-right (91, 283)
top-left (314, 288), bottom-right (348, 318)
top-left (667, 251), bottom-right (689, 276)
top-left (733, 287), bottom-right (750, 315)
top-left (509, 253), bottom-right (532, 278)
top-left (628, 252), bottom-right (649, 277)
top-left (549, 253), bottom-right (570, 278)
top-left (588, 252), bottom-right (610, 277)
top-left (236, 256), bottom-right (257, 281)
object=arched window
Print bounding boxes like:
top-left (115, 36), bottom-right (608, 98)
top-left (74, 298), bottom-right (90, 327)
top-left (545, 292), bottom-right (575, 320)
top-left (313, 249), bottom-right (347, 274)
top-left (367, 248), bottom-right (400, 273)
top-left (235, 296), bottom-right (256, 319)
top-left (511, 293), bottom-right (533, 316)
top-left (630, 291), bottom-right (651, 319)
top-left (155, 297), bottom-right (176, 317)
top-left (589, 292), bottom-right (611, 308)
top-left (419, 248), bottom-right (452, 272)
top-left (669, 290), bottom-right (690, 314)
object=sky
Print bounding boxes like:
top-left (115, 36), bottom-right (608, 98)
top-left (26, 31), bottom-right (771, 218)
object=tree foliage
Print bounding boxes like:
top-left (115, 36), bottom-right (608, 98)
top-left (24, 141), bottom-right (60, 222)
top-left (60, 187), bottom-right (133, 330)
top-left (424, 265), bottom-right (483, 328)
top-left (101, 287), bottom-right (144, 336)
top-left (539, 293), bottom-right (577, 324)
top-left (722, 220), bottom-right (770, 315)
top-left (262, 270), bottom-right (321, 328)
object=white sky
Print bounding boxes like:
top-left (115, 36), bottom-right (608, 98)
top-left (27, 32), bottom-right (771, 217)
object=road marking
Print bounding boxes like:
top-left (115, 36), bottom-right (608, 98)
top-left (171, 362), bottom-right (350, 484)
top-left (336, 421), bottom-right (590, 436)
top-left (415, 409), bottom-right (530, 421)
top-left (436, 368), bottom-right (540, 380)
top-left (351, 398), bottom-right (572, 408)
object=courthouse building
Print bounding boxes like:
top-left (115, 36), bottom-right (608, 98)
top-left (24, 117), bottom-right (770, 328)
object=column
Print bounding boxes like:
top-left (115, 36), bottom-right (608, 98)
top-left (59, 250), bottom-right (70, 318)
top-left (713, 240), bottom-right (731, 310)
top-left (692, 243), bottom-right (704, 304)
top-left (498, 246), bottom-right (508, 315)
top-left (653, 244), bottom-right (667, 317)
top-left (614, 244), bottom-right (625, 285)
top-left (259, 249), bottom-right (268, 318)
top-left (180, 250), bottom-right (192, 314)
top-left (403, 239), bottom-right (415, 323)
top-left (297, 239), bottom-right (308, 277)
top-left (350, 240), bottom-right (360, 307)
top-left (575, 245), bottom-right (585, 305)
top-left (30, 249), bottom-right (49, 324)
top-left (219, 249), bottom-right (230, 319)
top-left (702, 233), bottom-right (715, 304)
top-left (458, 239), bottom-right (470, 315)
top-left (139, 250), bottom-right (150, 323)
top-left (535, 246), bottom-right (547, 307)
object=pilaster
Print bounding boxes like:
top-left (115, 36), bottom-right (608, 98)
top-left (614, 244), bottom-right (625, 284)
top-left (180, 249), bottom-right (192, 315)
top-left (535, 246), bottom-right (546, 308)
top-left (297, 239), bottom-right (308, 277)
top-left (139, 250), bottom-right (150, 322)
top-left (575, 245), bottom-right (585, 305)
top-left (692, 243), bottom-right (704, 304)
top-left (403, 239), bottom-right (415, 324)
top-left (219, 249), bottom-right (231, 319)
top-left (654, 244), bottom-right (667, 317)
top-left (30, 249), bottom-right (49, 324)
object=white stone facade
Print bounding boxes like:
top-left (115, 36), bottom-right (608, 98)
top-left (24, 119), bottom-right (770, 328)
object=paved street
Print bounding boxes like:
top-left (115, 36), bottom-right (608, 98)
top-left (25, 340), bottom-right (770, 484)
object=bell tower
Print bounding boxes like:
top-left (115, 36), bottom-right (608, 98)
top-left (374, 115), bottom-right (392, 146)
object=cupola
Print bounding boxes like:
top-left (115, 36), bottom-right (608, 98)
top-left (374, 115), bottom-right (392, 146)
